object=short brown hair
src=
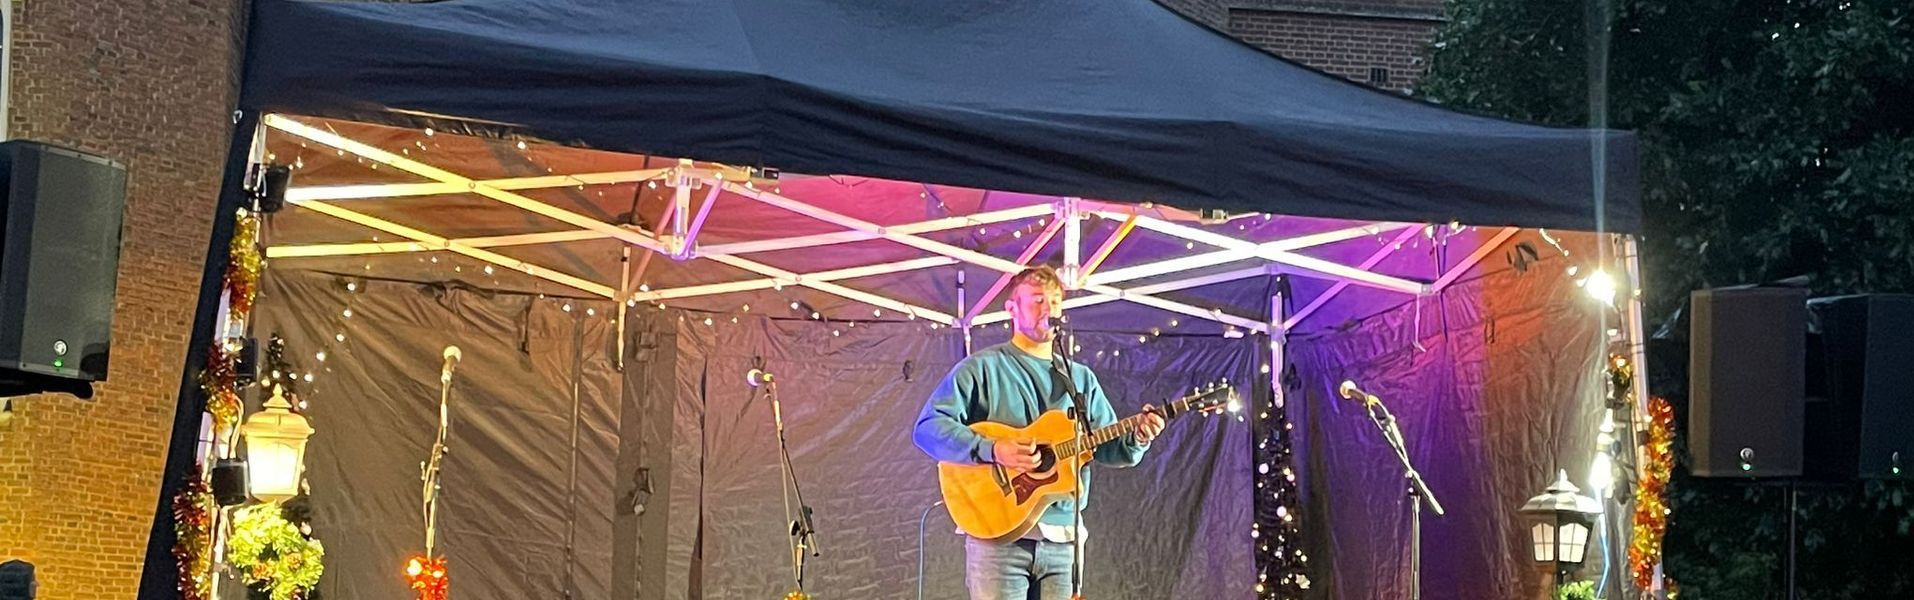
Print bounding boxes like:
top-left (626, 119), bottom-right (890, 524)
top-left (1009, 265), bottom-right (1064, 293)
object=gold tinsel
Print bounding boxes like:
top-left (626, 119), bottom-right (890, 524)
top-left (225, 210), bottom-right (262, 320)
top-left (1629, 396), bottom-right (1675, 590)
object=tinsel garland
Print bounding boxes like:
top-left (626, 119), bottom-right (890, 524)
top-left (198, 345), bottom-right (243, 432)
top-left (171, 465), bottom-right (215, 600)
top-left (405, 555), bottom-right (449, 600)
top-left (175, 204), bottom-right (266, 598)
top-left (1629, 396), bottom-right (1675, 590)
top-left (225, 210), bottom-right (262, 320)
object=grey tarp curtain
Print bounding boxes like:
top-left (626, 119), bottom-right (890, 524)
top-left (254, 270), bottom-right (1257, 599)
top-left (1285, 254), bottom-right (1609, 599)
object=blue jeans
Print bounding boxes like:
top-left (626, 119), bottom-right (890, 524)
top-left (964, 536), bottom-right (1078, 600)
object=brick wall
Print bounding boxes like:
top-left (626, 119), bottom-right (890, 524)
top-left (1227, 7), bottom-right (1441, 91)
top-left (1158, 0), bottom-right (1446, 93)
top-left (0, 0), bottom-right (245, 598)
top-left (1156, 0), bottom-right (1231, 30)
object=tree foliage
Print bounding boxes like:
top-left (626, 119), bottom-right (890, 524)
top-left (1422, 0), bottom-right (1914, 315)
top-left (1420, 1), bottom-right (1914, 598)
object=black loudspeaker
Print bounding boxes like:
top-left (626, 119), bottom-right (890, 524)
top-left (0, 141), bottom-right (126, 399)
top-left (0, 559), bottom-right (34, 600)
top-left (211, 458), bottom-right (251, 506)
top-left (1689, 287), bottom-right (1807, 477)
top-left (1806, 295), bottom-right (1914, 480)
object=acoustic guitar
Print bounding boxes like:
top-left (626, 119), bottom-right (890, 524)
top-left (937, 383), bottom-right (1239, 542)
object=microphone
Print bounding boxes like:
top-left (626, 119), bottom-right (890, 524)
top-left (746, 368), bottom-right (775, 387)
top-left (1338, 380), bottom-right (1378, 407)
top-left (441, 345), bottom-right (462, 383)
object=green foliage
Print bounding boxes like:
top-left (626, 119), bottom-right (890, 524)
top-left (1421, 1), bottom-right (1914, 598)
top-left (228, 503), bottom-right (325, 600)
top-left (1422, 0), bottom-right (1914, 316)
top-left (1556, 580), bottom-right (1598, 600)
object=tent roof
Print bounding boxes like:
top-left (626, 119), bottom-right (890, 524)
top-left (241, 0), bottom-right (1641, 234)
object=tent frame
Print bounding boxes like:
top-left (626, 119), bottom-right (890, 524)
top-left (259, 114), bottom-right (1531, 335)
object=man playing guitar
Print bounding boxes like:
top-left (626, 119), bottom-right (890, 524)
top-left (913, 266), bottom-right (1166, 600)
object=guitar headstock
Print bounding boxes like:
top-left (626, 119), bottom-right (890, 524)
top-left (1164, 380), bottom-right (1240, 418)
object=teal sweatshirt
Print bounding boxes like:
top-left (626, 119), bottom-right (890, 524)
top-left (913, 343), bottom-right (1149, 526)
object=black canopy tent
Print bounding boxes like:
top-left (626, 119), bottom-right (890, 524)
top-left (237, 0), bottom-right (1639, 233)
top-left (143, 1), bottom-right (1649, 599)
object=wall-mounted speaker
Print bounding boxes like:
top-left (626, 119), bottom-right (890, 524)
top-left (0, 140), bottom-right (127, 399)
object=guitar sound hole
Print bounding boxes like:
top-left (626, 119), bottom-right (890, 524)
top-left (1033, 444), bottom-right (1058, 473)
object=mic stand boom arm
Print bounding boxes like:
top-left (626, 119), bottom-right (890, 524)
top-left (764, 378), bottom-right (820, 595)
top-left (1358, 395), bottom-right (1443, 600)
top-left (1366, 400), bottom-right (1444, 516)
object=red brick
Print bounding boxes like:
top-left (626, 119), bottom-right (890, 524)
top-left (0, 0), bottom-right (244, 598)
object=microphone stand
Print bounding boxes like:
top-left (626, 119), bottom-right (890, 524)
top-left (1048, 317), bottom-right (1090, 600)
top-left (761, 376), bottom-right (819, 597)
top-left (1359, 393), bottom-right (1444, 600)
top-left (421, 352), bottom-right (459, 560)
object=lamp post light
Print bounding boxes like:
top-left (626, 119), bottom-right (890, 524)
top-left (239, 385), bottom-right (314, 503)
top-left (1521, 469), bottom-right (1603, 594)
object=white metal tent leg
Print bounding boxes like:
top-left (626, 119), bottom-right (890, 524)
top-left (1622, 234), bottom-right (1654, 600)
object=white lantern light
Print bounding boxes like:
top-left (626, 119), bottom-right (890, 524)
top-left (239, 385), bottom-right (315, 502)
top-left (1520, 470), bottom-right (1603, 590)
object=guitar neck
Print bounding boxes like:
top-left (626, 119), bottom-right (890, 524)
top-left (1057, 404), bottom-right (1187, 458)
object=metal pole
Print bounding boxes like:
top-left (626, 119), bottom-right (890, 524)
top-left (1621, 235), bottom-right (1653, 599)
top-left (957, 270), bottom-right (972, 356)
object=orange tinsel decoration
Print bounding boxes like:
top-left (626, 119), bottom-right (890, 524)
top-left (172, 465), bottom-right (215, 600)
top-left (1629, 396), bottom-right (1675, 589)
top-left (224, 211), bottom-right (262, 320)
top-left (405, 555), bottom-right (449, 600)
top-left (198, 345), bottom-right (242, 433)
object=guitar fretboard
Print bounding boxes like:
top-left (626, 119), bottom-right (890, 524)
top-left (1055, 393), bottom-right (1206, 457)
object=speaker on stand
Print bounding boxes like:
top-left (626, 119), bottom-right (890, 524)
top-left (1806, 294), bottom-right (1913, 480)
top-left (1688, 287), bottom-right (1808, 478)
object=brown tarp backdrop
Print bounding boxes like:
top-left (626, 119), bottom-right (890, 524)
top-left (250, 227), bottom-right (1611, 600)
top-left (253, 269), bottom-right (1257, 599)
top-left (1285, 254), bottom-right (1609, 599)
